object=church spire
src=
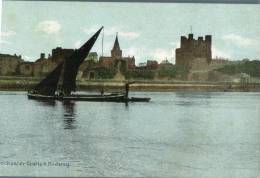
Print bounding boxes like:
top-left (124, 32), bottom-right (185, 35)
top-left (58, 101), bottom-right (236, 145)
top-left (111, 33), bottom-right (122, 59)
top-left (112, 32), bottom-right (121, 51)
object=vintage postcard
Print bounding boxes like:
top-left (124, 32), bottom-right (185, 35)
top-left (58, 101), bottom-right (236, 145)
top-left (0, 0), bottom-right (259, 177)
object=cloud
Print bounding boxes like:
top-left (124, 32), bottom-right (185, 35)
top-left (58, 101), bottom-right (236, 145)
top-left (0, 30), bottom-right (16, 47)
top-left (222, 33), bottom-right (256, 47)
top-left (36, 20), bottom-right (61, 34)
top-left (151, 48), bottom-right (174, 62)
top-left (0, 39), bottom-right (11, 45)
top-left (84, 26), bottom-right (140, 39)
top-left (74, 40), bottom-right (82, 48)
top-left (124, 46), bottom-right (143, 60)
top-left (124, 47), bottom-right (139, 57)
top-left (0, 30), bottom-right (16, 37)
top-left (23, 55), bottom-right (36, 61)
top-left (0, 0), bottom-right (2, 35)
top-left (169, 41), bottom-right (180, 47)
top-left (170, 41), bottom-right (180, 62)
top-left (117, 31), bottom-right (140, 39)
top-left (257, 48), bottom-right (260, 54)
top-left (124, 46), bottom-right (150, 64)
top-left (124, 46), bottom-right (174, 64)
top-left (212, 46), bottom-right (231, 59)
top-left (83, 26), bottom-right (99, 34)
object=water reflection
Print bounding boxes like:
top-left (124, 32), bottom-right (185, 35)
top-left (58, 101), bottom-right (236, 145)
top-left (34, 99), bottom-right (56, 107)
top-left (175, 91), bottom-right (213, 99)
top-left (175, 92), bottom-right (213, 106)
top-left (63, 100), bottom-right (76, 130)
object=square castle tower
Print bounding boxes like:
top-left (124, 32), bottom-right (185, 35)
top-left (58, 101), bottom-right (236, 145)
top-left (175, 34), bottom-right (212, 70)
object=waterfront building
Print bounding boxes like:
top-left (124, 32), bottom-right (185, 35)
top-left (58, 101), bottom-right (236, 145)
top-left (0, 54), bottom-right (23, 75)
top-left (147, 60), bottom-right (159, 69)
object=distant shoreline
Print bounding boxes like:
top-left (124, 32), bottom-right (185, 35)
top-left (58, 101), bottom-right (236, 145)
top-left (0, 77), bottom-right (260, 92)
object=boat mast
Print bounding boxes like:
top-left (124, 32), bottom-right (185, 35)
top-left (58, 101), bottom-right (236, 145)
top-left (102, 27), bottom-right (104, 57)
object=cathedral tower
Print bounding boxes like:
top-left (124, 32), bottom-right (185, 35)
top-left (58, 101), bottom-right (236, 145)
top-left (111, 33), bottom-right (122, 59)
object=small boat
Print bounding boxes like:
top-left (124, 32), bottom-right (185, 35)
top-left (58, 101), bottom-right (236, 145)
top-left (28, 92), bottom-right (125, 102)
top-left (28, 92), bottom-right (150, 102)
top-left (27, 27), bottom-right (151, 103)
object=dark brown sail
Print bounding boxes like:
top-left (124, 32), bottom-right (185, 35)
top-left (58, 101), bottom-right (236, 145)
top-left (62, 27), bottom-right (103, 95)
top-left (33, 62), bottom-right (64, 96)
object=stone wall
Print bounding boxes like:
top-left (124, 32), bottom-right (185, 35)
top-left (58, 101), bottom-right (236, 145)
top-left (33, 59), bottom-right (57, 77)
top-left (209, 59), bottom-right (230, 70)
top-left (32, 47), bottom-right (75, 77)
top-left (0, 54), bottom-right (23, 75)
top-left (19, 62), bottom-right (34, 76)
top-left (190, 57), bottom-right (209, 71)
top-left (0, 47), bottom-right (76, 77)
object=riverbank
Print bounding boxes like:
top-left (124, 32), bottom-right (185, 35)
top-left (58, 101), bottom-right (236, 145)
top-left (0, 76), bottom-right (260, 92)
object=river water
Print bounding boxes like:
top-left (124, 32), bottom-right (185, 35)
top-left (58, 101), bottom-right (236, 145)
top-left (0, 91), bottom-right (259, 177)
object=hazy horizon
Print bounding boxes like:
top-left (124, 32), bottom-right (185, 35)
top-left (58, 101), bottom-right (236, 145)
top-left (0, 1), bottom-right (259, 64)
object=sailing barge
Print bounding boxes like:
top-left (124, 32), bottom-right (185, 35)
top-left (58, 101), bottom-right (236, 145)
top-left (28, 27), bottom-right (150, 103)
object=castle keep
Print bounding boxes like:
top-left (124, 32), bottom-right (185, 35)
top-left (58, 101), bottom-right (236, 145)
top-left (176, 34), bottom-right (212, 70)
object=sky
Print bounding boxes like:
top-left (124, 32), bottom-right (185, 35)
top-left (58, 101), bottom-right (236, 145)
top-left (0, 1), bottom-right (259, 64)
top-left (0, 0), bottom-right (2, 37)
